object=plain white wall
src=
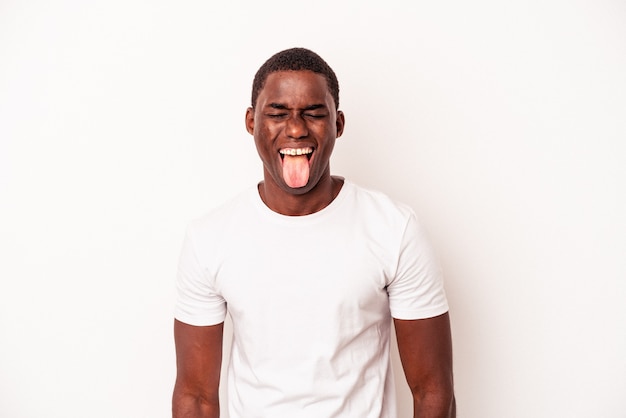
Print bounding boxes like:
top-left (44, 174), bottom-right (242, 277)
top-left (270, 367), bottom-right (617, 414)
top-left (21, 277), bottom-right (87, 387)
top-left (1, 1), bottom-right (624, 417)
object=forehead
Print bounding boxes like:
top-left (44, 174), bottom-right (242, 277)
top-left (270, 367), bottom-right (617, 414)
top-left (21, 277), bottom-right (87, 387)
top-left (257, 70), bottom-right (332, 107)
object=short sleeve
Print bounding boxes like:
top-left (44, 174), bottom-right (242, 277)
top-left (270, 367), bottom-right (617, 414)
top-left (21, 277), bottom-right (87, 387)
top-left (387, 211), bottom-right (449, 320)
top-left (174, 226), bottom-right (227, 326)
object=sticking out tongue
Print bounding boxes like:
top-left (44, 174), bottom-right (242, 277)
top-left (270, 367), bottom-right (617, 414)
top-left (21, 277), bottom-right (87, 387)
top-left (282, 155), bottom-right (310, 188)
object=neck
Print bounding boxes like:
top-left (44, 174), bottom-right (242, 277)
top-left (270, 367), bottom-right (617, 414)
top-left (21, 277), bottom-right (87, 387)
top-left (258, 174), bottom-right (343, 216)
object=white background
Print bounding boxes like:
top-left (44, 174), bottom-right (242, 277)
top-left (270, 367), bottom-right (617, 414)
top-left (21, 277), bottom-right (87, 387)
top-left (1, 1), bottom-right (625, 417)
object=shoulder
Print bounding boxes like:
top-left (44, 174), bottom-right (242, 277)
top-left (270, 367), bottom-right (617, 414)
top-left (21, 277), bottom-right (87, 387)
top-left (344, 180), bottom-right (416, 224)
top-left (186, 186), bottom-right (258, 240)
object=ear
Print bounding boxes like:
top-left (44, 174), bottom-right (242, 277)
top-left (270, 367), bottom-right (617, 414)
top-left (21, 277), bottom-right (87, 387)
top-left (335, 110), bottom-right (345, 138)
top-left (245, 107), bottom-right (255, 135)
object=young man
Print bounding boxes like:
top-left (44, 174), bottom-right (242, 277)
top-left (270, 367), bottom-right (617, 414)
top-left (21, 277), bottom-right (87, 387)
top-left (173, 48), bottom-right (456, 418)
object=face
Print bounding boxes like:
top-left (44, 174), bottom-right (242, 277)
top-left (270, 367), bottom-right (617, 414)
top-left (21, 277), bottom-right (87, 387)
top-left (246, 70), bottom-right (345, 196)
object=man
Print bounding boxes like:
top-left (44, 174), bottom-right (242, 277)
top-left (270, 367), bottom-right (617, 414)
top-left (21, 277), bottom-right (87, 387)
top-left (172, 47), bottom-right (456, 418)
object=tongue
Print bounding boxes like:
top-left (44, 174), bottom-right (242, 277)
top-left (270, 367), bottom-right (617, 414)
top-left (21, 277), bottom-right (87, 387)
top-left (282, 155), bottom-right (310, 188)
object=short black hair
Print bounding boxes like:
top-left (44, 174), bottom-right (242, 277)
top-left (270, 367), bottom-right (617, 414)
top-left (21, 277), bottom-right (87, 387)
top-left (251, 47), bottom-right (340, 109)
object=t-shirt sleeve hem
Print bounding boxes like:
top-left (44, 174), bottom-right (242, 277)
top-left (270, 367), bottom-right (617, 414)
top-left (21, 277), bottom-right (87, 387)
top-left (390, 303), bottom-right (449, 320)
top-left (174, 311), bottom-right (226, 327)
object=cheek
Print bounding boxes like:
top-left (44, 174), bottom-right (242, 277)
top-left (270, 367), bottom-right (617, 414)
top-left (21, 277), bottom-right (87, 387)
top-left (256, 124), bottom-right (277, 141)
top-left (254, 129), bottom-right (277, 157)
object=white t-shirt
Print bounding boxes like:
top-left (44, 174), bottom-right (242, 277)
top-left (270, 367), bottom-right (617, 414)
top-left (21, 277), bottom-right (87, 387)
top-left (175, 179), bottom-right (449, 418)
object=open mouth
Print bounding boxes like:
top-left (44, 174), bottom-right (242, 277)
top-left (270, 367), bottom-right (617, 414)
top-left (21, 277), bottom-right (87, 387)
top-left (279, 147), bottom-right (314, 188)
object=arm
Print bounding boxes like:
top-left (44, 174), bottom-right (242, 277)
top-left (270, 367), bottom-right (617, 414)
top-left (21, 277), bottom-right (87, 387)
top-left (172, 320), bottom-right (224, 418)
top-left (394, 312), bottom-right (456, 418)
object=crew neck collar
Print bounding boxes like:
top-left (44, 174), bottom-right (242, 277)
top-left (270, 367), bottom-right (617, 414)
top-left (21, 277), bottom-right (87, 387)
top-left (252, 177), bottom-right (351, 224)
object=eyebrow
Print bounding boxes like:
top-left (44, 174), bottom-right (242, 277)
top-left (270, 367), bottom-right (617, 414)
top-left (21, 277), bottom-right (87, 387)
top-left (268, 103), bottom-right (327, 111)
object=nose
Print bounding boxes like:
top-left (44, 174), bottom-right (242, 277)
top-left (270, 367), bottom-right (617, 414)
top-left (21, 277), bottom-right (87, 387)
top-left (285, 114), bottom-right (308, 139)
